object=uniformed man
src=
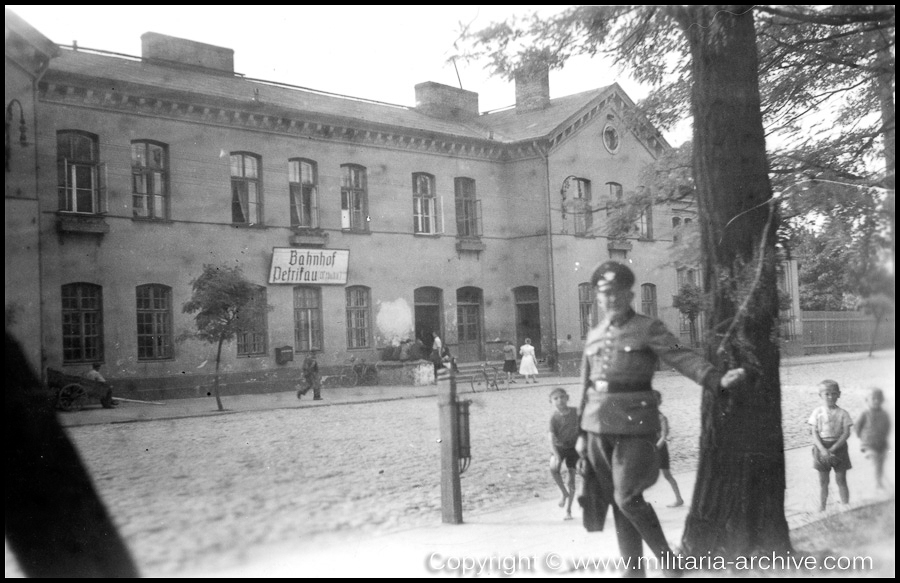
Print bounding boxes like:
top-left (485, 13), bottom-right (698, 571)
top-left (576, 261), bottom-right (745, 577)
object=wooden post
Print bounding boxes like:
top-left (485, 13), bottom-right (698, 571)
top-left (438, 368), bottom-right (463, 524)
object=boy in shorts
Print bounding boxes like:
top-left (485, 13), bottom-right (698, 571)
top-left (855, 387), bottom-right (891, 490)
top-left (808, 380), bottom-right (853, 511)
top-left (549, 387), bottom-right (579, 520)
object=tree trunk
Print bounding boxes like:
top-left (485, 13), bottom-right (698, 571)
top-left (213, 335), bottom-right (225, 411)
top-left (876, 38), bottom-right (895, 273)
top-left (677, 5), bottom-right (791, 560)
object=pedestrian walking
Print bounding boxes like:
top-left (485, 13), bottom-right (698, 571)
top-left (855, 387), bottom-right (891, 490)
top-left (576, 260), bottom-right (746, 577)
top-left (297, 351), bottom-right (322, 401)
top-left (808, 379), bottom-right (852, 511)
top-left (502, 339), bottom-right (518, 383)
top-left (518, 338), bottom-right (539, 384)
top-left (548, 387), bottom-right (579, 520)
top-left (653, 391), bottom-right (684, 507)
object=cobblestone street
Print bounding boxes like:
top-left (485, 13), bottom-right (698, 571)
top-left (6, 353), bottom-right (894, 576)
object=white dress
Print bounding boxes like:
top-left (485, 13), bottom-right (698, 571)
top-left (518, 344), bottom-right (539, 375)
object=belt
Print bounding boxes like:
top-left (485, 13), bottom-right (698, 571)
top-left (591, 380), bottom-right (652, 393)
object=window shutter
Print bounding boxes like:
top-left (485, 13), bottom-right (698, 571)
top-left (311, 186), bottom-right (319, 228)
top-left (98, 163), bottom-right (108, 214)
top-left (437, 195), bottom-right (444, 234)
top-left (59, 159), bottom-right (70, 211)
top-left (475, 199), bottom-right (483, 237)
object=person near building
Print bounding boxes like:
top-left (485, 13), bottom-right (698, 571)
top-left (518, 338), bottom-right (539, 384)
top-left (297, 351), bottom-right (322, 401)
top-left (84, 362), bottom-right (116, 408)
top-left (502, 339), bottom-right (518, 383)
top-left (576, 260), bottom-right (746, 577)
top-left (548, 387), bottom-right (579, 520)
top-left (653, 390), bottom-right (684, 508)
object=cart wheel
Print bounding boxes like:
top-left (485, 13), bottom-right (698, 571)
top-left (57, 383), bottom-right (88, 412)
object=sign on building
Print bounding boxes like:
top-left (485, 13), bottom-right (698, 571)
top-left (268, 248), bottom-right (350, 285)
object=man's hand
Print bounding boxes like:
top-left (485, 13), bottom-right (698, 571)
top-left (720, 367), bottom-right (747, 389)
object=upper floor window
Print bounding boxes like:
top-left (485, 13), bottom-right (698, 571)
top-left (571, 178), bottom-right (593, 236)
top-left (230, 152), bottom-right (262, 225)
top-left (289, 158), bottom-right (318, 228)
top-left (294, 286), bottom-right (323, 352)
top-left (136, 284), bottom-right (172, 360)
top-left (578, 282), bottom-right (595, 339)
top-left (413, 173), bottom-right (440, 234)
top-left (603, 124), bottom-right (620, 154)
top-left (454, 177), bottom-right (482, 238)
top-left (637, 204), bottom-right (653, 239)
top-left (641, 283), bottom-right (658, 318)
top-left (677, 267), bottom-right (698, 289)
top-left (61, 283), bottom-right (103, 363)
top-left (346, 286), bottom-right (371, 349)
top-left (57, 131), bottom-right (106, 214)
top-left (132, 141), bottom-right (169, 220)
top-left (605, 182), bottom-right (623, 215)
top-left (341, 164), bottom-right (368, 231)
top-left (236, 286), bottom-right (268, 356)
top-left (610, 249), bottom-right (627, 261)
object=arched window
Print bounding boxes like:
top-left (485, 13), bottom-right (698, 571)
top-left (289, 158), bottom-right (317, 228)
top-left (294, 286), bottom-right (322, 352)
top-left (571, 178), bottom-right (592, 236)
top-left (231, 152), bottom-right (262, 225)
top-left (640, 283), bottom-right (658, 318)
top-left (131, 140), bottom-right (169, 220)
top-left (136, 284), bottom-right (173, 360)
top-left (62, 283), bottom-right (103, 363)
top-left (346, 286), bottom-right (371, 349)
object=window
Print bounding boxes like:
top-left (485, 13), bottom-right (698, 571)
top-left (236, 286), bottom-right (267, 356)
top-left (571, 178), bottom-right (593, 236)
top-left (346, 286), bottom-right (371, 349)
top-left (638, 204), bottom-right (653, 239)
top-left (602, 124), bottom-right (620, 153)
top-left (578, 283), bottom-right (595, 338)
top-left (62, 283), bottom-right (103, 363)
top-left (610, 249), bottom-right (627, 261)
top-left (641, 283), bottom-right (658, 318)
top-left (413, 173), bottom-right (439, 234)
top-left (293, 286), bottom-right (322, 352)
top-left (341, 164), bottom-right (367, 231)
top-left (231, 152), bottom-right (262, 225)
top-left (455, 177), bottom-right (481, 238)
top-left (289, 158), bottom-right (318, 228)
top-left (672, 217), bottom-right (682, 243)
top-left (57, 131), bottom-right (106, 214)
top-left (605, 182), bottom-right (623, 215)
top-left (677, 267), bottom-right (698, 289)
top-left (136, 284), bottom-right (172, 360)
top-left (132, 141), bottom-right (169, 219)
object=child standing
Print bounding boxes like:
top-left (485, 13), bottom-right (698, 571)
top-left (548, 387), bottom-right (579, 520)
top-left (502, 340), bottom-right (518, 383)
top-left (855, 387), bottom-right (891, 490)
top-left (808, 380), bottom-right (853, 511)
top-left (519, 338), bottom-right (539, 384)
top-left (653, 391), bottom-right (684, 507)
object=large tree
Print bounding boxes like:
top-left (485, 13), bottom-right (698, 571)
top-left (456, 4), bottom-right (892, 561)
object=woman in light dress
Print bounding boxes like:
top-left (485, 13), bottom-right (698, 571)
top-left (518, 338), bottom-right (539, 384)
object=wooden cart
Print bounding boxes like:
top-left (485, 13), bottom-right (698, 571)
top-left (46, 368), bottom-right (114, 411)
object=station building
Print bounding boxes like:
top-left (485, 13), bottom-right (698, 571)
top-left (8, 13), bottom-right (797, 395)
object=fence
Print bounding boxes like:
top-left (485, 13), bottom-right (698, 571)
top-left (800, 311), bottom-right (895, 355)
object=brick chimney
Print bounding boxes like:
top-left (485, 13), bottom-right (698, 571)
top-left (515, 64), bottom-right (550, 113)
top-left (141, 32), bottom-right (234, 74)
top-left (415, 82), bottom-right (479, 121)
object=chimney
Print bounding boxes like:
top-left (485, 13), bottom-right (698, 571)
top-left (515, 64), bottom-right (550, 113)
top-left (415, 82), bottom-right (479, 121)
top-left (141, 32), bottom-right (234, 74)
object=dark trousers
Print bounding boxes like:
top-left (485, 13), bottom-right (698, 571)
top-left (585, 433), bottom-right (670, 575)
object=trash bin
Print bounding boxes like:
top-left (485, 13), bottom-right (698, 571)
top-left (275, 346), bottom-right (294, 365)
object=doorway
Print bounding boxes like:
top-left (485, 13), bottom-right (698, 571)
top-left (414, 287), bottom-right (442, 352)
top-left (456, 287), bottom-right (483, 362)
top-left (514, 286), bottom-right (541, 359)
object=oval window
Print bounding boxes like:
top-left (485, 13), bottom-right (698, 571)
top-left (603, 124), bottom-right (620, 153)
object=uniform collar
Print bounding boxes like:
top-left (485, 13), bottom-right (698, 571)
top-left (606, 308), bottom-right (636, 328)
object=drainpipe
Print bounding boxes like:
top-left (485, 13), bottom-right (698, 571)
top-left (535, 141), bottom-right (558, 370)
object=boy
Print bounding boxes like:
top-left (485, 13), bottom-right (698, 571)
top-left (808, 380), bottom-right (853, 511)
top-left (855, 387), bottom-right (891, 490)
top-left (548, 387), bottom-right (579, 520)
top-left (653, 391), bottom-right (684, 507)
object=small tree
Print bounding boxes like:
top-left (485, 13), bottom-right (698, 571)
top-left (672, 282), bottom-right (703, 348)
top-left (858, 294), bottom-right (895, 357)
top-left (182, 265), bottom-right (271, 411)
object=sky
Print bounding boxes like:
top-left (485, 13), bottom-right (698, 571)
top-left (7, 5), bottom-right (689, 145)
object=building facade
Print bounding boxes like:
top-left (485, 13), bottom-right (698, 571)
top-left (8, 20), bottom-right (794, 395)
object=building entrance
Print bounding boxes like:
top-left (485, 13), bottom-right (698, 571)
top-left (514, 286), bottom-right (541, 359)
top-left (456, 287), bottom-right (483, 362)
top-left (414, 287), bottom-right (442, 352)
